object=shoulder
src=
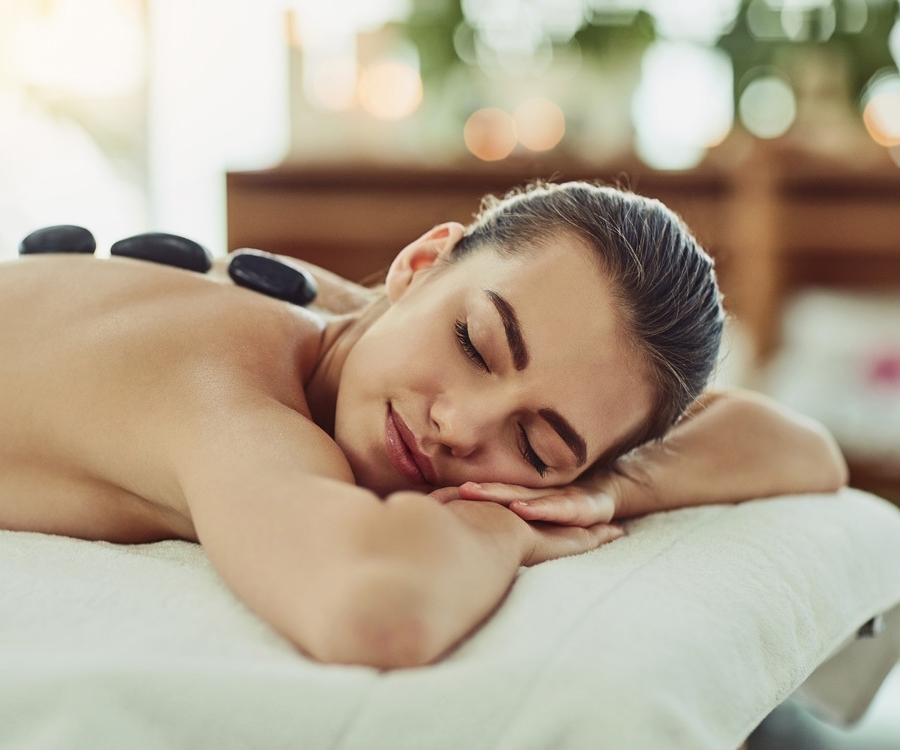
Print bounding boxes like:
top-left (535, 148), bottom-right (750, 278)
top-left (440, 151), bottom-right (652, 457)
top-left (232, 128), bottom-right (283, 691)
top-left (178, 391), bottom-right (356, 486)
top-left (212, 252), bottom-right (381, 314)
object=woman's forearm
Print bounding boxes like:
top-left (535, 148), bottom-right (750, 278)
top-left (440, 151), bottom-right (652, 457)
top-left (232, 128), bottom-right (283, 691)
top-left (188, 461), bottom-right (531, 668)
top-left (608, 389), bottom-right (849, 518)
top-left (290, 493), bottom-right (618, 666)
top-left (313, 493), bottom-right (529, 667)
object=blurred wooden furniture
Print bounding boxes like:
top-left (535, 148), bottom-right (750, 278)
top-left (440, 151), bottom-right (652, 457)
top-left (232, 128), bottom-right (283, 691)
top-left (765, 153), bottom-right (900, 504)
top-left (226, 159), bottom-right (733, 282)
top-left (226, 157), bottom-right (745, 335)
top-left (226, 149), bottom-right (900, 499)
top-left (227, 150), bottom-right (900, 356)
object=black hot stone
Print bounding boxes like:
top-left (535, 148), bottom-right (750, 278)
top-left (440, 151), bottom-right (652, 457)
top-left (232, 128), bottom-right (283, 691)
top-left (19, 225), bottom-right (96, 255)
top-left (110, 232), bottom-right (212, 273)
top-left (227, 250), bottom-right (318, 307)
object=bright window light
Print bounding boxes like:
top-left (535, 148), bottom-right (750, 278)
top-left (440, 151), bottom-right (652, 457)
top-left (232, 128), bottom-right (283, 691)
top-left (148, 0), bottom-right (289, 254)
top-left (9, 0), bottom-right (144, 98)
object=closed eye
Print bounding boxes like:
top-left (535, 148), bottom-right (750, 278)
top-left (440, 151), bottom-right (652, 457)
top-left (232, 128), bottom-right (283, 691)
top-left (518, 424), bottom-right (548, 478)
top-left (455, 319), bottom-right (489, 373)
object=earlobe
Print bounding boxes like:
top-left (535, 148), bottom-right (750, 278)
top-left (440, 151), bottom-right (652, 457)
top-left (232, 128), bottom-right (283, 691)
top-left (385, 222), bottom-right (466, 302)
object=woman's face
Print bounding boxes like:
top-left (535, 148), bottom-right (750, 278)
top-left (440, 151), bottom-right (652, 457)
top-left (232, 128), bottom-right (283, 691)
top-left (334, 227), bottom-right (655, 496)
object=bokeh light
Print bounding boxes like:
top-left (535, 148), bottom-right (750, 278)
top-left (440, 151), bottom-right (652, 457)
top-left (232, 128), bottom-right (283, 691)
top-left (464, 108), bottom-right (517, 161)
top-left (739, 72), bottom-right (797, 138)
top-left (292, 0), bottom-right (409, 117)
top-left (781, 0), bottom-right (836, 42)
top-left (646, 0), bottom-right (741, 44)
top-left (745, 0), bottom-right (856, 41)
top-left (461, 0), bottom-right (584, 76)
top-left (513, 98), bottom-right (565, 152)
top-left (632, 41), bottom-right (733, 170)
top-left (747, 0), bottom-right (787, 40)
top-left (842, 0), bottom-right (870, 34)
top-left (892, 15), bottom-right (900, 69)
top-left (310, 57), bottom-right (359, 112)
top-left (889, 144), bottom-right (900, 169)
top-left (359, 60), bottom-right (423, 120)
top-left (862, 71), bottom-right (900, 147)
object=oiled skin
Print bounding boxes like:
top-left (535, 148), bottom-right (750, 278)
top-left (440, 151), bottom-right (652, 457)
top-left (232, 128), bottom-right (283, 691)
top-left (0, 255), bottom-right (332, 543)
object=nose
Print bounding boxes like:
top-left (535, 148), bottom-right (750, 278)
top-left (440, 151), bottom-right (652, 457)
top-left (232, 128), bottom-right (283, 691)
top-left (429, 393), bottom-right (503, 459)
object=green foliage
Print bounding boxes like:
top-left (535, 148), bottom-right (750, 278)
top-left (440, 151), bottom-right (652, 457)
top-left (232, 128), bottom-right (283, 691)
top-left (403, 0), bottom-right (465, 84)
top-left (400, 0), bottom-right (655, 85)
top-left (401, 0), bottom-right (897, 107)
top-left (573, 9), bottom-right (656, 59)
top-left (718, 0), bottom-right (899, 104)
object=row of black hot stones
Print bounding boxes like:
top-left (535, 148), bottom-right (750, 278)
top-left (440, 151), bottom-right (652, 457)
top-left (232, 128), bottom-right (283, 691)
top-left (18, 225), bottom-right (318, 307)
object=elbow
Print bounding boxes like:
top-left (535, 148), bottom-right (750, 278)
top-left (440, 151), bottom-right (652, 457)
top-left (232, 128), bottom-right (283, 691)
top-left (786, 409), bottom-right (849, 494)
top-left (305, 565), bottom-right (442, 669)
top-left (730, 390), bottom-right (850, 495)
top-left (814, 422), bottom-right (850, 492)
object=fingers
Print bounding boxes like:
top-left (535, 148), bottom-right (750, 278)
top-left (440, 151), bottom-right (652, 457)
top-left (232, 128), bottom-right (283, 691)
top-left (456, 481), bottom-right (617, 527)
top-left (456, 481), bottom-right (550, 505)
top-left (523, 522), bottom-right (625, 566)
top-left (510, 491), bottom-right (615, 526)
top-left (439, 489), bottom-right (625, 566)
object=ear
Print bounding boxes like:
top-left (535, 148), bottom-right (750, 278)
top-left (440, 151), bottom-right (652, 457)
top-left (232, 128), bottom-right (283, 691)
top-left (385, 222), bottom-right (466, 303)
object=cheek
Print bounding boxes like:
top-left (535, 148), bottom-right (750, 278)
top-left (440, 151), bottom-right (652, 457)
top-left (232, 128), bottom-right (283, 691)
top-left (342, 321), bottom-right (441, 403)
top-left (385, 312), bottom-right (453, 379)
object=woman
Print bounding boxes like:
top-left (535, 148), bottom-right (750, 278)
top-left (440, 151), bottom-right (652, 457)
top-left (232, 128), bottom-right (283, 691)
top-left (0, 182), bottom-right (846, 669)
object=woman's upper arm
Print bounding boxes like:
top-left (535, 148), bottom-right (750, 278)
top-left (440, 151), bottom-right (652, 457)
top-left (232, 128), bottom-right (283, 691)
top-left (171, 399), bottom-right (382, 653)
top-left (173, 399), bottom-right (526, 668)
top-left (687, 388), bottom-right (849, 489)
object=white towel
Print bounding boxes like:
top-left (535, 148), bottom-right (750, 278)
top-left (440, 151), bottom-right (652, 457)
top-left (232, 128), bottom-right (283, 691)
top-left (2, 488), bottom-right (900, 750)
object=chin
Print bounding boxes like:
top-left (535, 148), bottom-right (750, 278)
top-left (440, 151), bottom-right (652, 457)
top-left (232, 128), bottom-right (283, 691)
top-left (341, 450), bottom-right (394, 497)
top-left (355, 460), bottom-right (421, 497)
top-left (333, 419), bottom-right (406, 498)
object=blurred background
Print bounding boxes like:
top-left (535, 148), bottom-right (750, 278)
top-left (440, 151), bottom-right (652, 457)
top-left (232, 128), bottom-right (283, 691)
top-left (6, 0), bottom-right (899, 492)
top-left (1, 0), bottom-right (900, 744)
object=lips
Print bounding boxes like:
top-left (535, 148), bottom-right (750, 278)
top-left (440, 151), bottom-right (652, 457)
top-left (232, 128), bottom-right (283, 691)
top-left (385, 406), bottom-right (437, 486)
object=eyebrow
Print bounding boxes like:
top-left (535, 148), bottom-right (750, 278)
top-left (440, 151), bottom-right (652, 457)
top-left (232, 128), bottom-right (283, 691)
top-left (539, 408), bottom-right (588, 468)
top-left (485, 289), bottom-right (529, 370)
top-left (484, 289), bottom-right (588, 468)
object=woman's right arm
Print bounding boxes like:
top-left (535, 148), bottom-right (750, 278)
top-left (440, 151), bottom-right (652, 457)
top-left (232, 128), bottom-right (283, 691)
top-left (176, 398), bottom-right (617, 669)
top-left (454, 389), bottom-right (848, 526)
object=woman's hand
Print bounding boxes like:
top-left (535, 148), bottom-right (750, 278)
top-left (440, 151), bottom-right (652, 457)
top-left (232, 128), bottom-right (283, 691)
top-left (431, 485), bottom-right (625, 566)
top-left (518, 517), bottom-right (624, 566)
top-left (432, 496), bottom-right (625, 565)
top-left (431, 479), bottom-right (620, 527)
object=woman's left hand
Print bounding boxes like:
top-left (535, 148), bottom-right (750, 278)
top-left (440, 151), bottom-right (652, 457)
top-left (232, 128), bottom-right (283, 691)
top-left (430, 480), bottom-right (618, 527)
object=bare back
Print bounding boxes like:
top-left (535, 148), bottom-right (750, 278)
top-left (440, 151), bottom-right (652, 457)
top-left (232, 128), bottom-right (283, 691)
top-left (0, 255), bottom-right (334, 543)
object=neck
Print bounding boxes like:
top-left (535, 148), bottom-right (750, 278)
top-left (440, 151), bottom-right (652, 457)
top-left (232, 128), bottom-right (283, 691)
top-left (305, 295), bottom-right (389, 436)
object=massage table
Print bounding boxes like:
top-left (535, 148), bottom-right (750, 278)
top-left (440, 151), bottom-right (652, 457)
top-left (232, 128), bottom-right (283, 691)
top-left (2, 488), bottom-right (900, 749)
